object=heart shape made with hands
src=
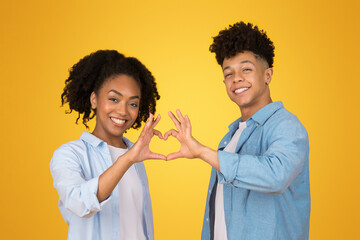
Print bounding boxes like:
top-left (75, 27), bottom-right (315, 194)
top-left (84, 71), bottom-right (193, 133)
top-left (138, 110), bottom-right (202, 161)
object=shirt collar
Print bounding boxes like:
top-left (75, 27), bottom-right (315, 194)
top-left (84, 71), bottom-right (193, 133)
top-left (228, 101), bottom-right (284, 131)
top-left (250, 101), bottom-right (283, 125)
top-left (80, 131), bottom-right (134, 148)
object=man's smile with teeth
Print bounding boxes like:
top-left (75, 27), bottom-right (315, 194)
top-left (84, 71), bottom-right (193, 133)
top-left (234, 87), bottom-right (249, 94)
top-left (110, 117), bottom-right (126, 125)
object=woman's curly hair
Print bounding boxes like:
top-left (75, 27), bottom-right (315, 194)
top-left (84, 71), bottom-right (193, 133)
top-left (61, 50), bottom-right (160, 129)
top-left (209, 21), bottom-right (275, 68)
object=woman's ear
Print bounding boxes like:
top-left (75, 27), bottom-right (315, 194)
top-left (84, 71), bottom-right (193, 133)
top-left (265, 68), bottom-right (273, 85)
top-left (90, 91), bottom-right (97, 109)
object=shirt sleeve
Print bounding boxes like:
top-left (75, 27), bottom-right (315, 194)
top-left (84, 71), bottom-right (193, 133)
top-left (50, 145), bottom-right (111, 218)
top-left (217, 119), bottom-right (309, 194)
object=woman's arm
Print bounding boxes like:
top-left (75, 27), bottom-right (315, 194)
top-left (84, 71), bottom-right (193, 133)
top-left (97, 114), bottom-right (166, 202)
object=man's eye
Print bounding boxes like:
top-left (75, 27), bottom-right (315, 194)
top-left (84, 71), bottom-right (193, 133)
top-left (244, 68), bottom-right (252, 72)
top-left (225, 73), bottom-right (232, 78)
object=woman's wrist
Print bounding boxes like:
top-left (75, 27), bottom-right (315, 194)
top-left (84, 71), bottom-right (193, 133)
top-left (121, 149), bottom-right (137, 166)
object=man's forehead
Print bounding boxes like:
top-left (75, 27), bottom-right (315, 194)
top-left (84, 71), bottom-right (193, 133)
top-left (222, 51), bottom-right (268, 69)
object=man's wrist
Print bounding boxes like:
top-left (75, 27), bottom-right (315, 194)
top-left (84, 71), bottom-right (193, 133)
top-left (198, 145), bottom-right (211, 160)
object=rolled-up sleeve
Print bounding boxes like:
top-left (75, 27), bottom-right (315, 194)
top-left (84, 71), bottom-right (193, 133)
top-left (217, 119), bottom-right (309, 194)
top-left (50, 146), bottom-right (111, 218)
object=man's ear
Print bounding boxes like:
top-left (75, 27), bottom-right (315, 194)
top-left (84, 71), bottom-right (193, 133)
top-left (265, 68), bottom-right (273, 85)
top-left (90, 91), bottom-right (97, 109)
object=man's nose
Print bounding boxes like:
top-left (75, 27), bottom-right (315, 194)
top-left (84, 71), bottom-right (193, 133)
top-left (233, 71), bottom-right (244, 83)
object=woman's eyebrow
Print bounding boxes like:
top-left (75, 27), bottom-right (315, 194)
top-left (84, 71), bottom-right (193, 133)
top-left (108, 89), bottom-right (139, 99)
top-left (109, 89), bottom-right (122, 96)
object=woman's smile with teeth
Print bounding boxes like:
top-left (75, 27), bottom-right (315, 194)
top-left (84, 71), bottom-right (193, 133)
top-left (110, 117), bottom-right (126, 125)
top-left (234, 87), bottom-right (249, 94)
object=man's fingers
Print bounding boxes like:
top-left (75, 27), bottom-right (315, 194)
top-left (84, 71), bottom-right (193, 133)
top-left (166, 152), bottom-right (183, 161)
top-left (176, 109), bottom-right (185, 126)
top-left (164, 129), bottom-right (178, 140)
top-left (168, 111), bottom-right (181, 130)
top-left (185, 115), bottom-right (192, 134)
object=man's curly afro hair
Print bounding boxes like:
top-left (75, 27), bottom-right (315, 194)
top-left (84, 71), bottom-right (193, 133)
top-left (61, 49), bottom-right (160, 129)
top-left (209, 21), bottom-right (275, 68)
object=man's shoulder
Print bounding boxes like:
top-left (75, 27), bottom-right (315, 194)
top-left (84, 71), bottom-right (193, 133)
top-left (273, 106), bottom-right (299, 120)
top-left (266, 106), bottom-right (308, 136)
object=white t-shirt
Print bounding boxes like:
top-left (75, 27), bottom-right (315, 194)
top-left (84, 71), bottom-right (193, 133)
top-left (214, 121), bottom-right (247, 240)
top-left (108, 145), bottom-right (146, 240)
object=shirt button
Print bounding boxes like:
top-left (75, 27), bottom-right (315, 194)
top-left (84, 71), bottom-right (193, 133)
top-left (224, 141), bottom-right (227, 144)
top-left (206, 218), bottom-right (209, 222)
top-left (209, 190), bottom-right (211, 193)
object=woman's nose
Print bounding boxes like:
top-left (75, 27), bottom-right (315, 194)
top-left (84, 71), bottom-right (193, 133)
top-left (117, 102), bottom-right (128, 115)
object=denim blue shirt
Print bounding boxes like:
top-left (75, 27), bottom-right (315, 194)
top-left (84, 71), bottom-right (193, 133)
top-left (50, 132), bottom-right (154, 240)
top-left (201, 102), bottom-right (310, 240)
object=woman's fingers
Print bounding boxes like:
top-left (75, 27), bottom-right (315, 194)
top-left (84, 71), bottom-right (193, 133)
top-left (153, 129), bottom-right (163, 139)
top-left (151, 114), bottom-right (161, 129)
top-left (140, 114), bottom-right (159, 137)
top-left (146, 113), bottom-right (154, 126)
top-left (148, 151), bottom-right (167, 160)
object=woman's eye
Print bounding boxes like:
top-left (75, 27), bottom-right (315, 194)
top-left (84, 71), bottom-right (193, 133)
top-left (130, 103), bottom-right (138, 108)
top-left (109, 98), bottom-right (118, 103)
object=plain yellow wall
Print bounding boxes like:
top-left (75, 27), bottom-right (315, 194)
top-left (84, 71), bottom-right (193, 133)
top-left (1, 0), bottom-right (359, 239)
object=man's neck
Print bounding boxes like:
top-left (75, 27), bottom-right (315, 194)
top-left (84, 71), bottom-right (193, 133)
top-left (240, 98), bottom-right (272, 121)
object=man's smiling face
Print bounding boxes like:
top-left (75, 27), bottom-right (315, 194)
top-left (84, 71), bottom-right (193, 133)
top-left (222, 51), bottom-right (273, 116)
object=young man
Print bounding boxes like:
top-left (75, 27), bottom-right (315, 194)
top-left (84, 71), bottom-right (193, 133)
top-left (164, 22), bottom-right (310, 240)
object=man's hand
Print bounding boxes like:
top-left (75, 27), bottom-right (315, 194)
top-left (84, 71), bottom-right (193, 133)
top-left (164, 110), bottom-right (203, 160)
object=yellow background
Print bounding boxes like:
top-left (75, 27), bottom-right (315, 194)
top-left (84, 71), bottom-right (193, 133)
top-left (1, 0), bottom-right (359, 239)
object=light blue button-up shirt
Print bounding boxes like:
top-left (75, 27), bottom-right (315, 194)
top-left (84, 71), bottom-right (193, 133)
top-left (50, 132), bottom-right (154, 240)
top-left (201, 102), bottom-right (310, 240)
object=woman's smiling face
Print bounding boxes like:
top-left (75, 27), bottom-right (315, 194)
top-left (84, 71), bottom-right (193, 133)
top-left (91, 74), bottom-right (141, 147)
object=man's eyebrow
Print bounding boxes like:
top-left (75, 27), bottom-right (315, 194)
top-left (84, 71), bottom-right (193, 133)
top-left (223, 66), bottom-right (230, 72)
top-left (240, 60), bottom-right (255, 65)
top-left (223, 60), bottom-right (255, 72)
top-left (108, 89), bottom-right (140, 99)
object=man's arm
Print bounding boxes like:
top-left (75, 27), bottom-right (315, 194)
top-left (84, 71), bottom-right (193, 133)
top-left (165, 110), bottom-right (309, 193)
top-left (164, 110), bottom-right (220, 170)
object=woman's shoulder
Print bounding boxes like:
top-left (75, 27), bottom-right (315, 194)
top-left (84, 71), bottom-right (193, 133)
top-left (56, 138), bottom-right (86, 152)
top-left (51, 138), bottom-right (87, 163)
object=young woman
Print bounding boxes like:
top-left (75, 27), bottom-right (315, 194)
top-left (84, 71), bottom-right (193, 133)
top-left (50, 50), bottom-right (165, 240)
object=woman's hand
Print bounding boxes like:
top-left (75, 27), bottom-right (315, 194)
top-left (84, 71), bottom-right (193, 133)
top-left (164, 110), bottom-right (203, 160)
top-left (97, 113), bottom-right (165, 202)
top-left (128, 113), bottom-right (166, 162)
